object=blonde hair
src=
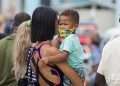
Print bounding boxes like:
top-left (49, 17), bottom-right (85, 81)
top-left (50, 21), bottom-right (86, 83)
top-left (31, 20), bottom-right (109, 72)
top-left (13, 20), bottom-right (31, 80)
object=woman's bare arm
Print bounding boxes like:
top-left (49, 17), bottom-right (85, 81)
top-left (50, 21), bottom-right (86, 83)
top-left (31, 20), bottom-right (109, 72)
top-left (41, 45), bottom-right (68, 64)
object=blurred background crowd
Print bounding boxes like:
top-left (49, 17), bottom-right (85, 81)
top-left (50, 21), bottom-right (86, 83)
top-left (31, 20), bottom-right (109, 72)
top-left (0, 0), bottom-right (120, 86)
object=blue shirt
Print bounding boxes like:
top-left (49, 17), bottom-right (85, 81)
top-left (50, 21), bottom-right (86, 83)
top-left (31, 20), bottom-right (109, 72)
top-left (60, 34), bottom-right (84, 69)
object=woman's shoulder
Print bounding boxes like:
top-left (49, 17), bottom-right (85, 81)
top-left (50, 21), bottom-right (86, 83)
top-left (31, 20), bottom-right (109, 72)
top-left (36, 43), bottom-right (58, 56)
top-left (42, 45), bottom-right (58, 53)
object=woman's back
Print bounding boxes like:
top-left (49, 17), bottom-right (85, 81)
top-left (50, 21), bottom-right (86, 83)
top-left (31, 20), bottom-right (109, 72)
top-left (32, 42), bottom-right (63, 86)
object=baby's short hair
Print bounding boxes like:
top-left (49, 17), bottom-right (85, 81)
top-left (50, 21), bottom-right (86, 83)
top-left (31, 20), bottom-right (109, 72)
top-left (60, 9), bottom-right (79, 24)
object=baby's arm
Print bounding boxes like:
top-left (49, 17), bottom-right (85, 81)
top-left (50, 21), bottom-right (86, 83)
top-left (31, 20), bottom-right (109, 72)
top-left (45, 47), bottom-right (84, 86)
top-left (47, 47), bottom-right (68, 63)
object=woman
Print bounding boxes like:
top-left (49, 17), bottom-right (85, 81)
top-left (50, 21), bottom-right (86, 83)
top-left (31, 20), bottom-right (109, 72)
top-left (13, 7), bottom-right (83, 86)
top-left (13, 21), bottom-right (32, 81)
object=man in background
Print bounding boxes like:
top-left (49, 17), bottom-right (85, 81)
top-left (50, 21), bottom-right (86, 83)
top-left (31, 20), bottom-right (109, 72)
top-left (0, 12), bottom-right (30, 86)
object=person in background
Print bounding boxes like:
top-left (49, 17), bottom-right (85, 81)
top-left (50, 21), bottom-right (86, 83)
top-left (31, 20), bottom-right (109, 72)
top-left (0, 12), bottom-right (30, 86)
top-left (79, 28), bottom-right (101, 86)
top-left (95, 37), bottom-right (120, 86)
top-left (95, 18), bottom-right (120, 86)
top-left (4, 19), bottom-right (14, 35)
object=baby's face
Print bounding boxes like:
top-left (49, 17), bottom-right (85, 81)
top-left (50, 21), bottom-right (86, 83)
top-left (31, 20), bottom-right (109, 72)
top-left (59, 15), bottom-right (75, 30)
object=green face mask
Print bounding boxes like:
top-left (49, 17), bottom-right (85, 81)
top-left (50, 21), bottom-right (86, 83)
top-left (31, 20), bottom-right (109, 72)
top-left (58, 28), bottom-right (75, 38)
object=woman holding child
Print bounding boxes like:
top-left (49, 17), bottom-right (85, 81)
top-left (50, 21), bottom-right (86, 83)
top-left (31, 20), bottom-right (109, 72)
top-left (13, 6), bottom-right (85, 86)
